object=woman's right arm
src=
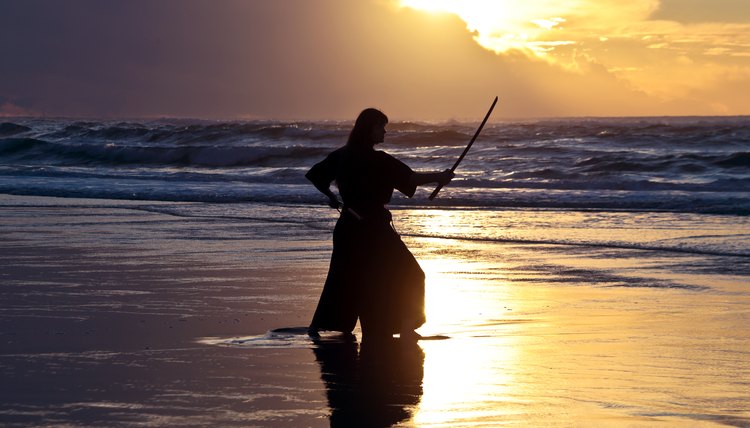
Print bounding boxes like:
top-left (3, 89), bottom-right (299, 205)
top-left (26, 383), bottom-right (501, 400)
top-left (314, 183), bottom-right (341, 209)
top-left (306, 155), bottom-right (342, 209)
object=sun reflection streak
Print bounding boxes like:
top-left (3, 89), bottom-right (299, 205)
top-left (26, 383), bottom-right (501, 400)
top-left (395, 207), bottom-right (750, 425)
top-left (402, 207), bottom-right (563, 424)
top-left (419, 256), bottom-right (500, 335)
top-left (410, 209), bottom-right (488, 241)
top-left (416, 336), bottom-right (523, 425)
top-left (414, 253), bottom-right (525, 424)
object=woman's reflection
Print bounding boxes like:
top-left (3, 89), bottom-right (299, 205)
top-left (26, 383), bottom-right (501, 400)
top-left (312, 336), bottom-right (425, 427)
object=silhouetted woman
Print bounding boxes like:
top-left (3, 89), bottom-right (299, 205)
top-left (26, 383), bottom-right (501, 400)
top-left (306, 108), bottom-right (453, 341)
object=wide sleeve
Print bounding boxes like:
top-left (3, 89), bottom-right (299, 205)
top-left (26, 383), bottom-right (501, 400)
top-left (381, 152), bottom-right (416, 198)
top-left (305, 151), bottom-right (338, 190)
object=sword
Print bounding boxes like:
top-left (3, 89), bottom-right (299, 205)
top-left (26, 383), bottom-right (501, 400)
top-left (429, 96), bottom-right (498, 200)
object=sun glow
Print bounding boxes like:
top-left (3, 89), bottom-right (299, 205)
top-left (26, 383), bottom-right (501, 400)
top-left (397, 0), bottom-right (750, 111)
top-left (397, 0), bottom-right (662, 60)
top-left (399, 0), bottom-right (576, 58)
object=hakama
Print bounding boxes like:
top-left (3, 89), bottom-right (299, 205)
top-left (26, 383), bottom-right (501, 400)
top-left (307, 147), bottom-right (426, 337)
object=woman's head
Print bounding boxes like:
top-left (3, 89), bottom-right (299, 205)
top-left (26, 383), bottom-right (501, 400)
top-left (347, 108), bottom-right (388, 148)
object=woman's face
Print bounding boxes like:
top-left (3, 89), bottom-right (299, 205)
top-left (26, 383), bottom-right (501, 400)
top-left (370, 122), bottom-right (387, 144)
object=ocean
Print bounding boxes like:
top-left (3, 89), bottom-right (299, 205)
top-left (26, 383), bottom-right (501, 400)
top-left (2, 116), bottom-right (748, 259)
top-left (1, 117), bottom-right (748, 213)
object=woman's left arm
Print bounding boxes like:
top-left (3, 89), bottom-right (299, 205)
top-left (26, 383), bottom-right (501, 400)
top-left (409, 169), bottom-right (454, 187)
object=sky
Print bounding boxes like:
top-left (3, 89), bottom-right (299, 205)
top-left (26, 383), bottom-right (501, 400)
top-left (1, 0), bottom-right (748, 120)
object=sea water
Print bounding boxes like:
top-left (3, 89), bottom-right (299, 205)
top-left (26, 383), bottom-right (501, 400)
top-left (1, 117), bottom-right (748, 214)
top-left (2, 116), bottom-right (748, 257)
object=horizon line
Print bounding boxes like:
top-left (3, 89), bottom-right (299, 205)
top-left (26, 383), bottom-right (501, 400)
top-left (3, 113), bottom-right (750, 123)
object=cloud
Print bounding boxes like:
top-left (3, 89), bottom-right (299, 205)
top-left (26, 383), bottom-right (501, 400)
top-left (0, 103), bottom-right (33, 117)
top-left (0, 98), bottom-right (38, 117)
top-left (398, 0), bottom-right (750, 113)
top-left (399, 0), bottom-right (660, 57)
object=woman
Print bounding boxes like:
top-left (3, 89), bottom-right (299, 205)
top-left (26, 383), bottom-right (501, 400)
top-left (306, 108), bottom-right (453, 341)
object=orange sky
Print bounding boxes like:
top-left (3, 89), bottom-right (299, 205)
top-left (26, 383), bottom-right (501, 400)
top-left (0, 0), bottom-right (748, 119)
top-left (398, 0), bottom-right (750, 117)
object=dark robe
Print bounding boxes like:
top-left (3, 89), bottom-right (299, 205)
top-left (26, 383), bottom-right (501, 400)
top-left (306, 146), bottom-right (426, 338)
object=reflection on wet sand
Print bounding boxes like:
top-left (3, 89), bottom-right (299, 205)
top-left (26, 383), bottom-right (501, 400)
top-left (408, 229), bottom-right (750, 426)
top-left (313, 337), bottom-right (424, 427)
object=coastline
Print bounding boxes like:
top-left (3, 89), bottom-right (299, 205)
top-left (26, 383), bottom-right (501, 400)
top-left (1, 194), bottom-right (748, 426)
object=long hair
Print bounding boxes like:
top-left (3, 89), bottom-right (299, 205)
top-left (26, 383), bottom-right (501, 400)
top-left (346, 108), bottom-right (388, 149)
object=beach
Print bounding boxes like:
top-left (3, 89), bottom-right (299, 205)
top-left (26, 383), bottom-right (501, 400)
top-left (1, 194), bottom-right (748, 427)
top-left (3, 0), bottom-right (750, 423)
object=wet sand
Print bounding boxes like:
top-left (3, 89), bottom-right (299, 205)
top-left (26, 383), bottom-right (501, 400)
top-left (1, 195), bottom-right (749, 427)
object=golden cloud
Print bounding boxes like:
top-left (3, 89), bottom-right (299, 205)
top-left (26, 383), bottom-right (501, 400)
top-left (398, 0), bottom-right (750, 110)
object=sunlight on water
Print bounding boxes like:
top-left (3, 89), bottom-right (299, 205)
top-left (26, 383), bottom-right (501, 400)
top-left (413, 209), bottom-right (488, 239)
top-left (419, 256), bottom-right (513, 336)
top-left (415, 253), bottom-right (529, 425)
top-left (400, 207), bottom-right (750, 426)
top-left (416, 335), bottom-right (523, 425)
